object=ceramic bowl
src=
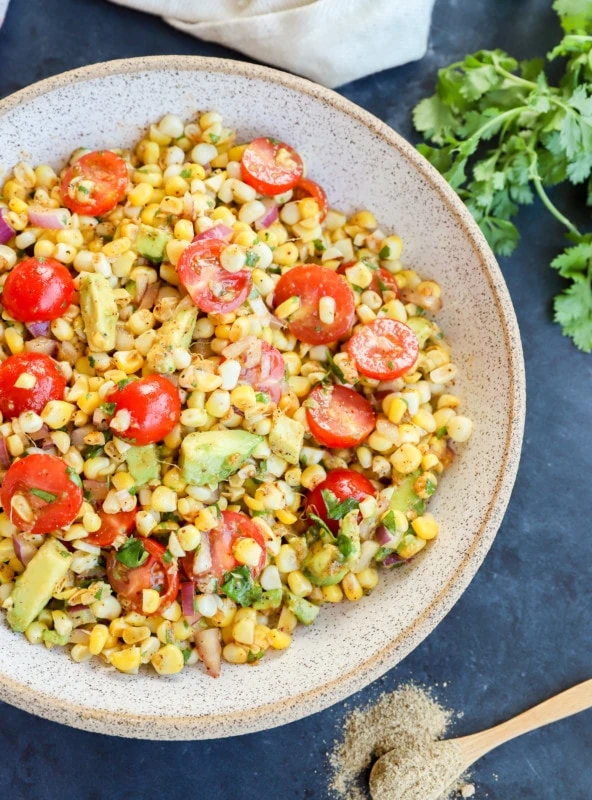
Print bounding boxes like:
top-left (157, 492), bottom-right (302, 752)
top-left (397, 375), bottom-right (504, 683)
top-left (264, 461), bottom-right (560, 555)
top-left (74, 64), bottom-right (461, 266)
top-left (0, 56), bottom-right (525, 739)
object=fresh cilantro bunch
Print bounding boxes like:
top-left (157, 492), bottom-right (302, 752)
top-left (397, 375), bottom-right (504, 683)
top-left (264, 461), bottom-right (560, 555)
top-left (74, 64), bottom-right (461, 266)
top-left (413, 0), bottom-right (592, 352)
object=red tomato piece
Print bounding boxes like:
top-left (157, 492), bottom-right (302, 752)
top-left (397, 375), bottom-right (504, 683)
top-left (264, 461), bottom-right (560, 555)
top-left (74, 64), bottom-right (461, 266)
top-left (61, 150), bottom-right (129, 216)
top-left (183, 511), bottom-right (266, 581)
top-left (2, 257), bottom-right (75, 323)
top-left (240, 137), bottom-right (304, 196)
top-left (0, 353), bottom-right (66, 419)
top-left (306, 384), bottom-right (376, 449)
top-left (105, 375), bottom-right (181, 446)
top-left (1, 453), bottom-right (83, 534)
top-left (85, 509), bottom-right (136, 547)
top-left (106, 538), bottom-right (180, 616)
top-left (235, 340), bottom-right (285, 404)
top-left (305, 469), bottom-right (376, 535)
top-left (176, 238), bottom-right (251, 314)
top-left (338, 261), bottom-right (400, 298)
top-left (292, 178), bottom-right (328, 222)
top-left (273, 264), bottom-right (355, 345)
top-left (347, 318), bottom-right (419, 380)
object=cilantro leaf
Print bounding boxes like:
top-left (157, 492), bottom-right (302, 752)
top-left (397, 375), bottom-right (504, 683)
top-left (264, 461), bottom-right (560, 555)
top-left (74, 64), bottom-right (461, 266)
top-left (66, 467), bottom-right (83, 488)
top-left (116, 538), bottom-right (149, 569)
top-left (220, 566), bottom-right (262, 607)
top-left (554, 276), bottom-right (592, 351)
top-left (29, 488), bottom-right (57, 503)
top-left (326, 351), bottom-right (346, 383)
top-left (336, 533), bottom-right (356, 561)
top-left (320, 489), bottom-right (360, 520)
top-left (306, 510), bottom-right (335, 539)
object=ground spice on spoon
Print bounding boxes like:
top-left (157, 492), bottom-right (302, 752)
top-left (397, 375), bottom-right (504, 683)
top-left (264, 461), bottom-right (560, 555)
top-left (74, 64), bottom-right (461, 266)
top-left (328, 684), bottom-right (475, 800)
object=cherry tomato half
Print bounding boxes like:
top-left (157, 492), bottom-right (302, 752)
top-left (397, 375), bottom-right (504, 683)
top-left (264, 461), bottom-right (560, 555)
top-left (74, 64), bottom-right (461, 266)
top-left (1, 453), bottom-right (83, 534)
top-left (306, 470), bottom-right (376, 535)
top-left (338, 261), bottom-right (400, 298)
top-left (234, 340), bottom-right (285, 404)
top-left (61, 150), bottom-right (129, 217)
top-left (176, 238), bottom-right (251, 314)
top-left (183, 511), bottom-right (266, 581)
top-left (2, 257), bottom-right (75, 323)
top-left (240, 137), bottom-right (304, 196)
top-left (347, 318), bottom-right (419, 380)
top-left (273, 264), bottom-right (355, 345)
top-left (0, 353), bottom-right (66, 420)
top-left (105, 375), bottom-right (180, 446)
top-left (106, 538), bottom-right (180, 616)
top-left (306, 384), bottom-right (376, 449)
top-left (292, 178), bottom-right (328, 222)
top-left (85, 509), bottom-right (136, 547)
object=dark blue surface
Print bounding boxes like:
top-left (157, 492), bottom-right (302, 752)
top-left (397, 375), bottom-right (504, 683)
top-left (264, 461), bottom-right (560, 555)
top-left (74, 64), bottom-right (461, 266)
top-left (1, 1), bottom-right (591, 798)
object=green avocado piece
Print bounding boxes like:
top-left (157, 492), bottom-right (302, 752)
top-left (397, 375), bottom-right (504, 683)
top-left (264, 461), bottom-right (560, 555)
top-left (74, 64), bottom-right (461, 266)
top-left (42, 629), bottom-right (69, 647)
top-left (406, 316), bottom-right (434, 348)
top-left (284, 589), bottom-right (320, 626)
top-left (180, 430), bottom-right (263, 486)
top-left (135, 223), bottom-right (171, 262)
top-left (252, 588), bottom-right (283, 612)
top-left (146, 296), bottom-right (198, 374)
top-left (389, 470), bottom-right (425, 516)
top-left (125, 445), bottom-right (159, 486)
top-left (302, 541), bottom-right (349, 587)
top-left (7, 538), bottom-right (72, 633)
top-left (268, 413), bottom-right (304, 465)
top-left (79, 272), bottom-right (118, 352)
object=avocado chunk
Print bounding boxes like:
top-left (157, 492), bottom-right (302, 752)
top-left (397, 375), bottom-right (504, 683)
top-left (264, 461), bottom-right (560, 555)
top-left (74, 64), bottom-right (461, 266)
top-left (180, 430), bottom-right (262, 486)
top-left (390, 470), bottom-right (424, 516)
top-left (146, 296), bottom-right (198, 374)
top-left (406, 316), bottom-right (434, 348)
top-left (79, 273), bottom-right (118, 352)
top-left (125, 444), bottom-right (159, 486)
top-left (135, 224), bottom-right (171, 262)
top-left (268, 413), bottom-right (304, 465)
top-left (284, 589), bottom-right (320, 626)
top-left (336, 510), bottom-right (361, 565)
top-left (7, 538), bottom-right (72, 633)
top-left (302, 541), bottom-right (349, 587)
top-left (252, 588), bottom-right (283, 612)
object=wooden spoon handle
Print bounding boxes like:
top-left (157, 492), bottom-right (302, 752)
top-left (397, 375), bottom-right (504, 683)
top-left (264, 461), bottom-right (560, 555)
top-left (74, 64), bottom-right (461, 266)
top-left (456, 679), bottom-right (592, 768)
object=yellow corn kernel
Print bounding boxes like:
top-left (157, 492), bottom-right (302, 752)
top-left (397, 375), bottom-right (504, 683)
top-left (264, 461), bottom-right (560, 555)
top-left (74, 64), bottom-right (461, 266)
top-left (233, 617), bottom-right (255, 646)
top-left (233, 537), bottom-right (263, 568)
top-left (386, 396), bottom-right (408, 424)
top-left (141, 588), bottom-right (161, 615)
top-left (150, 486), bottom-right (177, 514)
top-left (128, 182), bottom-right (153, 206)
top-left (110, 647), bottom-right (142, 674)
top-left (390, 443), bottom-right (422, 475)
top-left (275, 544), bottom-right (299, 574)
top-left (136, 140), bottom-right (160, 164)
top-left (8, 197), bottom-right (28, 215)
top-left (397, 534), bottom-right (426, 560)
top-left (223, 642), bottom-right (249, 664)
top-left (33, 239), bottom-right (55, 259)
top-left (77, 392), bottom-right (102, 415)
top-left (122, 625), bottom-right (151, 645)
top-left (25, 621), bottom-right (48, 645)
top-left (5, 328), bottom-right (24, 354)
top-left (71, 644), bottom-right (93, 663)
top-left (244, 495), bottom-right (265, 512)
top-left (298, 197), bottom-right (319, 220)
top-left (412, 408), bottom-right (437, 433)
top-left (88, 624), bottom-right (110, 655)
top-left (349, 210), bottom-right (377, 230)
top-left (111, 471), bottom-right (135, 492)
top-left (357, 567), bottom-right (379, 590)
top-left (411, 513), bottom-right (440, 540)
top-left (322, 584), bottom-right (344, 603)
top-left (342, 572), bottom-right (363, 601)
top-left (41, 400), bottom-right (76, 429)
top-left (380, 235), bottom-right (403, 261)
top-left (300, 465), bottom-right (327, 491)
top-left (287, 570), bottom-right (313, 598)
top-left (273, 242), bottom-right (299, 267)
top-left (276, 509), bottom-right (297, 525)
top-left (421, 453), bottom-right (440, 472)
top-left (174, 219), bottom-right (194, 241)
top-left (268, 629), bottom-right (292, 650)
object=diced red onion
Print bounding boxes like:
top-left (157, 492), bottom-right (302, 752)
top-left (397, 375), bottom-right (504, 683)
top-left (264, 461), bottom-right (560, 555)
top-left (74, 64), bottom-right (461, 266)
top-left (67, 603), bottom-right (88, 613)
top-left (383, 552), bottom-right (406, 568)
top-left (70, 425), bottom-right (94, 448)
top-left (254, 200), bottom-right (279, 231)
top-left (221, 335), bottom-right (255, 360)
top-left (0, 207), bottom-right (15, 245)
top-left (375, 525), bottom-right (399, 547)
top-left (28, 207), bottom-right (71, 230)
top-left (24, 337), bottom-right (58, 356)
top-left (28, 424), bottom-right (51, 442)
top-left (92, 408), bottom-right (110, 431)
top-left (269, 314), bottom-right (287, 330)
top-left (193, 531), bottom-right (212, 575)
top-left (192, 224), bottom-right (233, 244)
top-left (12, 533), bottom-right (38, 566)
top-left (180, 582), bottom-right (201, 623)
top-left (82, 479), bottom-right (109, 502)
top-left (25, 321), bottom-right (51, 337)
top-left (195, 627), bottom-right (221, 678)
top-left (0, 437), bottom-right (10, 469)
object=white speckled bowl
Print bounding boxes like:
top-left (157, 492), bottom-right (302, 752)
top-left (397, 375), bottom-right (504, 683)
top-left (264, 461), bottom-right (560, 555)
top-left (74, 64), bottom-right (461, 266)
top-left (0, 57), bottom-right (525, 739)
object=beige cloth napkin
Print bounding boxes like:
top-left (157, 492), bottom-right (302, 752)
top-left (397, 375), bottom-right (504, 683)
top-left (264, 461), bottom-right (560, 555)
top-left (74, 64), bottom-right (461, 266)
top-left (108, 0), bottom-right (436, 87)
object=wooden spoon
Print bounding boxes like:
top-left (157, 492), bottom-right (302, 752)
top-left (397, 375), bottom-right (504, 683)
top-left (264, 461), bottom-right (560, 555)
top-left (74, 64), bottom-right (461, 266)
top-left (370, 679), bottom-right (592, 800)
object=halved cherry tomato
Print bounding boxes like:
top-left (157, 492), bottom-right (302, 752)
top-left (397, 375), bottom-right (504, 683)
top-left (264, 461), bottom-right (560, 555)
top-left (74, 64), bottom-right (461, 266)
top-left (0, 353), bottom-right (66, 419)
top-left (240, 137), bottom-right (304, 196)
top-left (306, 470), bottom-right (376, 535)
top-left (85, 509), bottom-right (136, 547)
top-left (61, 150), bottom-right (128, 217)
top-left (347, 318), bottom-right (419, 380)
top-left (292, 178), bottom-right (328, 222)
top-left (273, 264), bottom-right (355, 345)
top-left (1, 453), bottom-right (83, 534)
top-left (105, 375), bottom-right (180, 446)
top-left (183, 511), bottom-right (266, 581)
top-left (2, 257), bottom-right (75, 323)
top-left (338, 261), bottom-right (400, 298)
top-left (176, 238), bottom-right (251, 314)
top-left (106, 538), bottom-right (180, 615)
top-left (234, 340), bottom-right (285, 404)
top-left (306, 384), bottom-right (376, 449)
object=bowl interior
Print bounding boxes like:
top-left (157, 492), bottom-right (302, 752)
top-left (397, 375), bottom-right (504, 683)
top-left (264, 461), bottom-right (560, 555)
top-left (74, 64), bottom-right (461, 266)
top-left (0, 58), bottom-right (524, 739)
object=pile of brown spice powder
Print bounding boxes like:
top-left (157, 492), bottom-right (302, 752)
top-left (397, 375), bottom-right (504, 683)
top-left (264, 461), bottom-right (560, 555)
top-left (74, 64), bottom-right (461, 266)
top-left (328, 684), bottom-right (471, 800)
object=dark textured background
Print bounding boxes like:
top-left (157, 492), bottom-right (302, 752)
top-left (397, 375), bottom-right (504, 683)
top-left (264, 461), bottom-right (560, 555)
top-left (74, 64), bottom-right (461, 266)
top-left (0, 1), bottom-right (591, 798)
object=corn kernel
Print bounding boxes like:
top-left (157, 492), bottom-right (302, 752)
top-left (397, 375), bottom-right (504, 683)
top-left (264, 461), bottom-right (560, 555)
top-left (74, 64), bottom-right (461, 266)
top-left (322, 584), bottom-right (344, 603)
top-left (89, 624), bottom-right (110, 655)
top-left (268, 629), bottom-right (292, 650)
top-left (233, 537), bottom-right (263, 568)
top-left (411, 513), bottom-right (440, 540)
top-left (287, 570), bottom-right (313, 598)
top-left (342, 572), bottom-right (363, 601)
top-left (110, 647), bottom-right (142, 674)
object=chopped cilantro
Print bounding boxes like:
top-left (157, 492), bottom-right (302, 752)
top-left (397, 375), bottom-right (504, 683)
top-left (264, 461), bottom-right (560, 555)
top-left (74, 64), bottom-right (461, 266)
top-left (220, 566), bottom-right (262, 607)
top-left (180, 168), bottom-right (192, 179)
top-left (381, 510), bottom-right (397, 534)
top-left (245, 250), bottom-right (260, 267)
top-left (83, 445), bottom-right (103, 459)
top-left (326, 351), bottom-right (346, 383)
top-left (101, 402), bottom-right (116, 416)
top-left (247, 649), bottom-right (264, 663)
top-left (209, 133), bottom-right (221, 144)
top-left (66, 467), bottom-right (82, 488)
top-left (387, 360), bottom-right (394, 370)
top-left (117, 378), bottom-right (133, 391)
top-left (182, 647), bottom-right (192, 664)
top-left (379, 245), bottom-right (391, 259)
top-left (255, 392), bottom-right (269, 403)
top-left (336, 533), bottom-right (355, 560)
top-left (307, 510), bottom-right (335, 539)
top-left (436, 426), bottom-right (448, 439)
top-left (267, 137), bottom-right (280, 145)
top-left (88, 355), bottom-right (96, 367)
top-left (312, 239), bottom-right (326, 252)
top-left (321, 489), bottom-right (360, 521)
top-left (162, 549), bottom-right (173, 564)
top-left (116, 538), bottom-right (149, 569)
top-left (425, 478), bottom-right (437, 496)
top-left (29, 488), bottom-right (57, 503)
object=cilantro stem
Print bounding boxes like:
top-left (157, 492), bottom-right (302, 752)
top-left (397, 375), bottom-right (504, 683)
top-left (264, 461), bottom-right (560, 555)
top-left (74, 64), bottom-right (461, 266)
top-left (491, 58), bottom-right (538, 91)
top-left (461, 106), bottom-right (527, 148)
top-left (530, 157), bottom-right (581, 237)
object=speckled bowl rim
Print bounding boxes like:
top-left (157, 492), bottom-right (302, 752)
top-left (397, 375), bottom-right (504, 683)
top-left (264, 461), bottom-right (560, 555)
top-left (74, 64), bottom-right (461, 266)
top-left (0, 55), bottom-right (525, 740)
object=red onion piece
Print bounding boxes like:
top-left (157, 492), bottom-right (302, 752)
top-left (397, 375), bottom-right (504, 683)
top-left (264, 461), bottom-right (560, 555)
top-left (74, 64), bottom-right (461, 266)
top-left (192, 224), bottom-right (233, 243)
top-left (193, 531), bottom-right (212, 575)
top-left (24, 337), bottom-right (58, 356)
top-left (375, 525), bottom-right (400, 547)
top-left (25, 321), bottom-right (51, 337)
top-left (254, 200), bottom-right (279, 230)
top-left (0, 437), bottom-right (10, 469)
top-left (82, 479), bottom-right (109, 502)
top-left (12, 533), bottom-right (38, 566)
top-left (195, 628), bottom-right (221, 678)
top-left (92, 408), bottom-right (110, 431)
top-left (67, 603), bottom-right (88, 613)
top-left (0, 207), bottom-right (15, 245)
top-left (28, 207), bottom-right (71, 230)
top-left (28, 424), bottom-right (51, 442)
top-left (383, 552), bottom-right (407, 568)
top-left (70, 425), bottom-right (94, 448)
top-left (180, 581), bottom-right (201, 622)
